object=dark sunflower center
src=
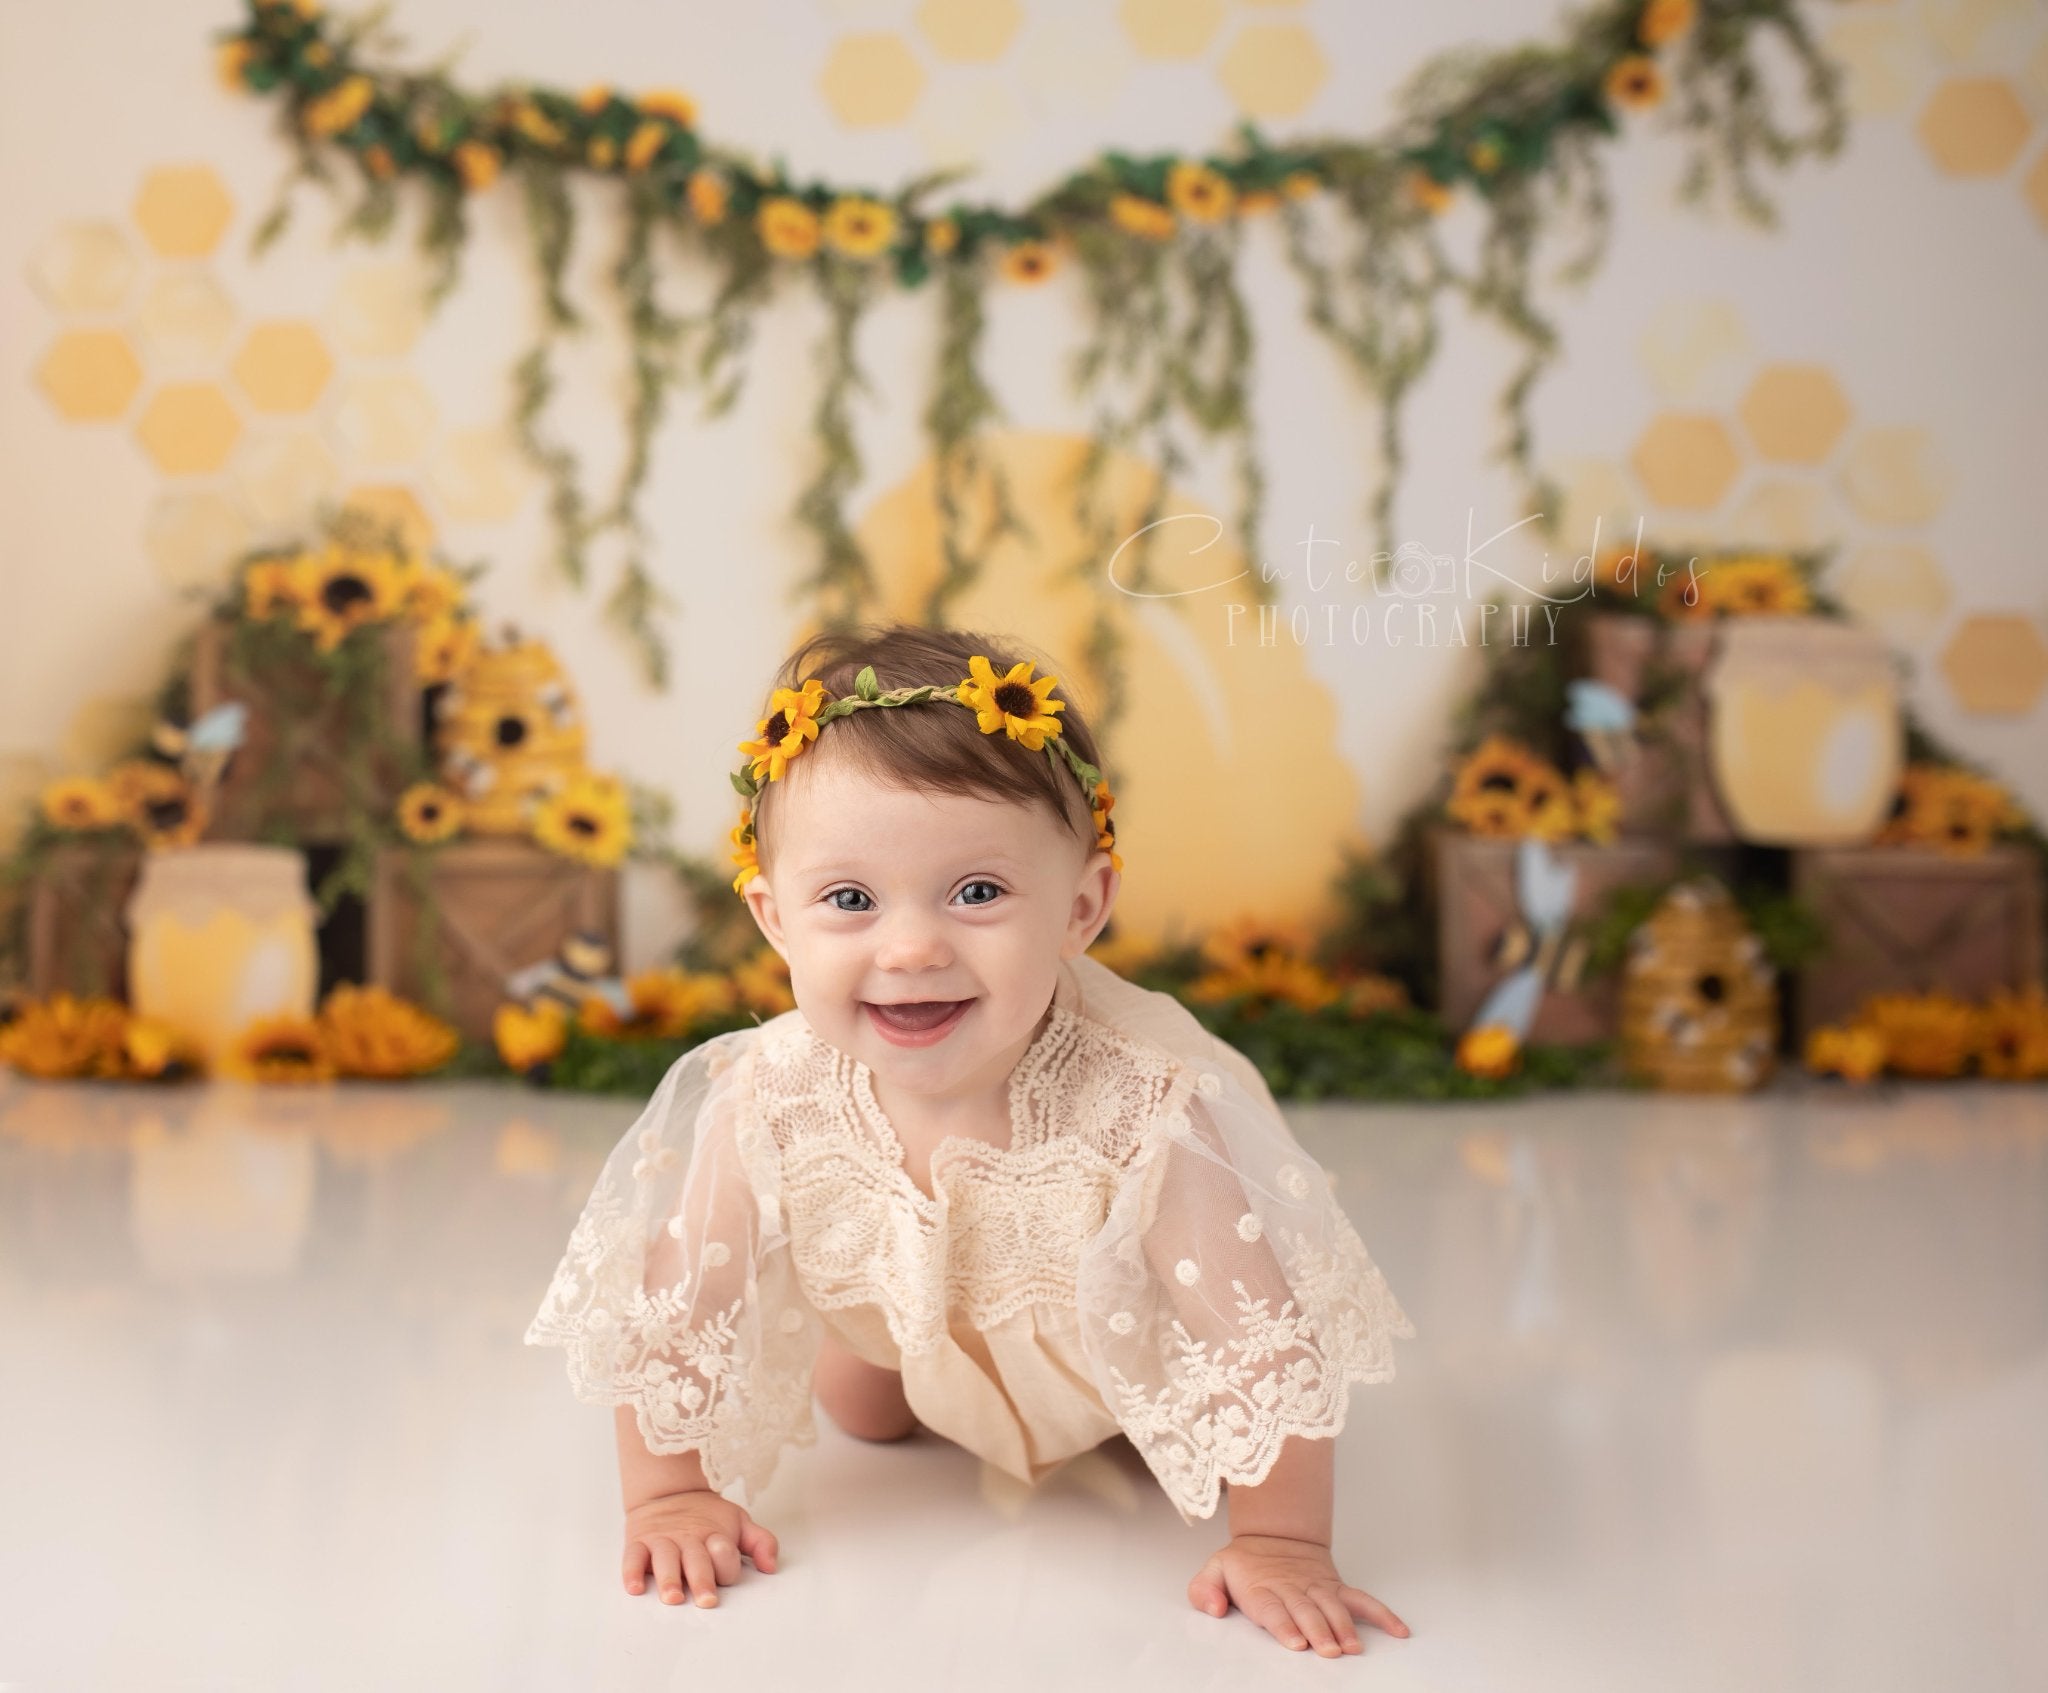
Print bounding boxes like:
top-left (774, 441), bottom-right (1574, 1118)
top-left (262, 1040), bottom-right (316, 1064)
top-left (567, 812), bottom-right (599, 838)
top-left (494, 715), bottom-right (528, 749)
top-left (1479, 771), bottom-right (1520, 794)
top-left (322, 574), bottom-right (374, 615)
top-left (419, 801), bottom-right (443, 823)
top-left (1247, 941), bottom-right (1272, 961)
top-left (765, 710), bottom-right (790, 741)
top-left (994, 682), bottom-right (1037, 716)
top-left (145, 796), bottom-right (188, 830)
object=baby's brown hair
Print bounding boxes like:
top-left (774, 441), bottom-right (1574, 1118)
top-left (746, 621), bottom-right (1109, 883)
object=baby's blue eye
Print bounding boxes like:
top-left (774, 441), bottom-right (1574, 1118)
top-left (827, 888), bottom-right (872, 913)
top-left (958, 880), bottom-right (1002, 906)
top-left (822, 881), bottom-right (1004, 912)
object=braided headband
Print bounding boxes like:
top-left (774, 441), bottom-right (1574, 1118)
top-left (728, 655), bottom-right (1121, 896)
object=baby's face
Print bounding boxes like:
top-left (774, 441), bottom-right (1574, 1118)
top-left (741, 752), bottom-right (1118, 1107)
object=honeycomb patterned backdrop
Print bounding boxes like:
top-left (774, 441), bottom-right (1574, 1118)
top-left (4, 0), bottom-right (2046, 952)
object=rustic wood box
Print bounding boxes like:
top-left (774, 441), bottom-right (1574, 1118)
top-left (26, 839), bottom-right (143, 1000)
top-left (1789, 843), bottom-right (2045, 1039)
top-left (189, 615), bottom-right (423, 841)
top-left (1434, 826), bottom-right (1685, 1044)
top-left (367, 839), bottom-right (619, 1041)
top-left (1574, 612), bottom-right (1737, 843)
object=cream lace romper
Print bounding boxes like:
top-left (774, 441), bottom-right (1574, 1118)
top-left (525, 952), bottom-right (1416, 1526)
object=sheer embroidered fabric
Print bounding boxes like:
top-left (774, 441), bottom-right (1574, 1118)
top-left (525, 953), bottom-right (1417, 1524)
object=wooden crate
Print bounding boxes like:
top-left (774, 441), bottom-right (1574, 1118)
top-left (189, 615), bottom-right (423, 841)
top-left (1575, 612), bottom-right (1737, 843)
top-left (26, 839), bottom-right (144, 1000)
top-left (367, 839), bottom-right (619, 1041)
top-left (1789, 843), bottom-right (2045, 1039)
top-left (1435, 826), bottom-right (1685, 1044)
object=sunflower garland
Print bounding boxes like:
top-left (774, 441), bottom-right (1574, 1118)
top-left (1804, 985), bottom-right (2048, 1083)
top-left (1446, 735), bottom-right (1621, 844)
top-left (727, 656), bottom-right (1113, 897)
top-left (219, 0), bottom-right (1845, 720)
top-left (1873, 763), bottom-right (2027, 858)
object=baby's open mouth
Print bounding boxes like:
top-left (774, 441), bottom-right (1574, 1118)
top-left (865, 999), bottom-right (973, 1033)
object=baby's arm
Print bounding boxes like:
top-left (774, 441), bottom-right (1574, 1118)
top-left (613, 1405), bottom-right (781, 1607)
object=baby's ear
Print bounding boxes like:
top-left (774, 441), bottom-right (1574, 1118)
top-left (742, 879), bottom-right (790, 961)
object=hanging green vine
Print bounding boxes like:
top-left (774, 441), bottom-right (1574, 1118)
top-left (220, 0), bottom-right (1845, 743)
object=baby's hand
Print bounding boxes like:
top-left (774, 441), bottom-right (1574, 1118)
top-left (622, 1488), bottom-right (780, 1608)
top-left (1187, 1532), bottom-right (1411, 1658)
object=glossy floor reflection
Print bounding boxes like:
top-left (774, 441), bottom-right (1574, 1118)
top-left (1, 1072), bottom-right (2044, 1691)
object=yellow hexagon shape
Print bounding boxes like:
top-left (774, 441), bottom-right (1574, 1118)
top-left (331, 372), bottom-right (439, 465)
top-left (133, 165), bottom-right (235, 259)
top-left (1916, 77), bottom-right (2031, 176)
top-left (1730, 479), bottom-right (1835, 550)
top-left (1739, 364), bottom-right (1851, 464)
top-left (236, 430), bottom-right (342, 530)
top-left (1631, 413), bottom-right (1741, 510)
top-left (1839, 425), bottom-right (1951, 525)
top-left (342, 484), bottom-right (436, 553)
top-left (37, 329), bottom-right (145, 421)
top-left (1939, 614), bottom-right (2048, 715)
top-left (1554, 456), bottom-right (1649, 562)
top-left (2025, 146), bottom-right (2048, 233)
top-left (1636, 298), bottom-right (1752, 405)
top-left (820, 34), bottom-right (925, 126)
top-left (232, 321), bottom-right (335, 414)
top-left (1218, 23), bottom-right (1327, 119)
top-left (29, 221), bottom-right (139, 314)
top-left (430, 427), bottom-right (535, 522)
top-left (1830, 544), bottom-right (1951, 642)
top-left (136, 383), bottom-right (242, 475)
top-left (917, 0), bottom-right (1021, 61)
top-left (1121, 0), bottom-right (1224, 59)
top-left (145, 489), bottom-right (253, 595)
top-left (136, 271), bottom-right (238, 374)
top-left (330, 261), bottom-right (432, 358)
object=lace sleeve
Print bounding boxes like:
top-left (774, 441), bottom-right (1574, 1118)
top-left (523, 1027), bottom-right (825, 1506)
top-left (1074, 1054), bottom-right (1418, 1527)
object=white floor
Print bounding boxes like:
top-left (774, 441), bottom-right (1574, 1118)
top-left (1, 1070), bottom-right (2044, 1692)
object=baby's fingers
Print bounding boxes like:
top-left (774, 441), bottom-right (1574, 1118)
top-left (651, 1538), bottom-right (686, 1605)
top-left (680, 1537), bottom-right (721, 1608)
top-left (703, 1532), bottom-right (743, 1588)
top-left (621, 1540), bottom-right (650, 1596)
top-left (738, 1519), bottom-right (779, 1573)
top-left (1339, 1584), bottom-right (1412, 1638)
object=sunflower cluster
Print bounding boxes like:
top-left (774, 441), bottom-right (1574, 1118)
top-left (397, 769), bottom-right (636, 869)
top-left (1589, 547), bottom-right (1815, 621)
top-left (0, 993), bottom-right (200, 1081)
top-left (239, 538), bottom-right (478, 681)
top-left (1872, 763), bottom-right (2027, 857)
top-left (726, 657), bottom-right (1118, 898)
top-left (39, 759), bottom-right (209, 850)
top-left (1447, 736), bottom-right (1623, 844)
top-left (1455, 1024), bottom-right (1521, 1080)
top-left (224, 984), bottom-right (460, 1083)
top-left (1805, 985), bottom-right (2048, 1083)
top-left (1184, 917), bottom-right (1410, 1019)
top-left (492, 945), bottom-right (795, 1078)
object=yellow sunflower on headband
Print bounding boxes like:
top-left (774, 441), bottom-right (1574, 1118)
top-left (739, 679), bottom-right (829, 782)
top-left (956, 656), bottom-right (1066, 750)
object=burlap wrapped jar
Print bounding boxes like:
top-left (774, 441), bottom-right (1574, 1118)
top-left (124, 844), bottom-right (319, 1072)
top-left (434, 632), bottom-right (587, 833)
top-left (1620, 878), bottom-right (1779, 1091)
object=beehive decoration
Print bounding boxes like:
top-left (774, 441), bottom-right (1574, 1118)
top-left (434, 627), bottom-right (586, 833)
top-left (1620, 878), bottom-right (1779, 1091)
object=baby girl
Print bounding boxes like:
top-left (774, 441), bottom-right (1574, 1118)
top-left (526, 622), bottom-right (1418, 1659)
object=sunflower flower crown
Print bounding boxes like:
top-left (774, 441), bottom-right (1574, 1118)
top-left (727, 655), bottom-right (1120, 896)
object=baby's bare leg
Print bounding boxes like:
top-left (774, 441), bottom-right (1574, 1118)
top-left (814, 1329), bottom-right (919, 1443)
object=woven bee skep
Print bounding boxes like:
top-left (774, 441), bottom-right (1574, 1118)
top-left (1620, 878), bottom-right (1779, 1091)
top-left (435, 633), bottom-right (587, 834)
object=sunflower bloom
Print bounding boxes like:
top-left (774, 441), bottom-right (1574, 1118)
top-left (739, 679), bottom-right (830, 782)
top-left (40, 776), bottom-right (123, 831)
top-left (112, 761), bottom-right (207, 848)
top-left (1605, 54), bottom-right (1665, 110)
top-left (638, 89), bottom-right (697, 127)
top-left (1000, 240), bottom-right (1058, 284)
top-left (230, 1014), bottom-right (336, 1084)
top-left (1166, 161), bottom-right (1235, 222)
top-left (1856, 992), bottom-right (1976, 1079)
top-left (758, 196), bottom-right (822, 259)
top-left (1456, 1024), bottom-right (1521, 1079)
top-left (577, 85), bottom-right (613, 114)
top-left (495, 999), bottom-right (567, 1074)
top-left (730, 806), bottom-right (760, 893)
top-left (218, 40), bottom-right (255, 91)
top-left (924, 216), bottom-right (959, 255)
top-left (731, 946), bottom-right (795, 1015)
top-left (579, 969), bottom-right (736, 1041)
top-left (688, 169), bottom-right (728, 225)
top-left (956, 655), bottom-right (1067, 750)
top-left (1091, 780), bottom-right (1123, 873)
top-left (397, 782), bottom-right (465, 843)
top-left (415, 614), bottom-right (479, 686)
top-left (587, 135), bottom-right (618, 170)
top-left (510, 100), bottom-right (565, 150)
top-left (303, 75), bottom-right (374, 139)
top-left (1448, 735), bottom-right (1549, 837)
top-left (1713, 556), bottom-right (1810, 615)
top-left (319, 983), bottom-right (459, 1078)
top-left (1638, 0), bottom-right (1697, 49)
top-left (824, 196), bottom-right (899, 259)
top-left (0, 993), bottom-right (129, 1079)
top-left (1405, 170), bottom-right (1454, 215)
top-left (624, 120), bottom-right (668, 172)
top-left (1974, 985), bottom-right (2048, 1080)
top-left (453, 141), bottom-right (502, 191)
top-left (1804, 1022), bottom-right (1885, 1083)
top-left (243, 556), bottom-right (303, 620)
top-left (1571, 768), bottom-right (1622, 845)
top-left (292, 543), bottom-right (408, 653)
top-left (1108, 192), bottom-right (1175, 241)
top-left (531, 772), bottom-right (633, 867)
